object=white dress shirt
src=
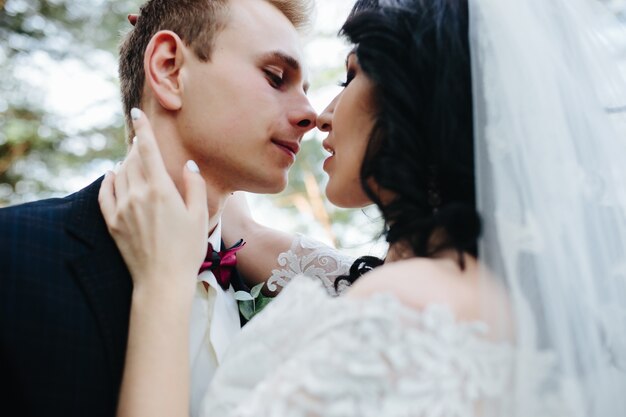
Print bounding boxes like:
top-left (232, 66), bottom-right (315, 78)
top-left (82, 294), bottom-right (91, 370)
top-left (189, 222), bottom-right (242, 417)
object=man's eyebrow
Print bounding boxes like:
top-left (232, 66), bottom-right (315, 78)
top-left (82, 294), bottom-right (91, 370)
top-left (260, 51), bottom-right (309, 93)
top-left (261, 51), bottom-right (301, 71)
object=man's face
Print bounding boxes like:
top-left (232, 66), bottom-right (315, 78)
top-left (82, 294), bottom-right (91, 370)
top-left (178, 0), bottom-right (316, 194)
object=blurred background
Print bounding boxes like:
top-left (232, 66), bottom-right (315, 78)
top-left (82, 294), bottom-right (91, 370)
top-left (1, 0), bottom-right (625, 257)
top-left (0, 0), bottom-right (387, 257)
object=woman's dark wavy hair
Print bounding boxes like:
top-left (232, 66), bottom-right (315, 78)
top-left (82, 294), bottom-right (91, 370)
top-left (336, 0), bottom-right (480, 288)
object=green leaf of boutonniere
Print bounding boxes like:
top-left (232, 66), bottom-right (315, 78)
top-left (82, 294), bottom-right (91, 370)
top-left (234, 282), bottom-right (275, 321)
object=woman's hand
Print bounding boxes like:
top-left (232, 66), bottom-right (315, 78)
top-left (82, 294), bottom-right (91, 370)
top-left (98, 108), bottom-right (208, 298)
top-left (101, 109), bottom-right (202, 417)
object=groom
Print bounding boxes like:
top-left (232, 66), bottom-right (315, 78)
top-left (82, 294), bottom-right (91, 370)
top-left (0, 1), bottom-right (315, 417)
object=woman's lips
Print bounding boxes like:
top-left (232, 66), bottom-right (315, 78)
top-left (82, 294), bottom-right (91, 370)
top-left (321, 139), bottom-right (335, 172)
top-left (323, 155), bottom-right (334, 172)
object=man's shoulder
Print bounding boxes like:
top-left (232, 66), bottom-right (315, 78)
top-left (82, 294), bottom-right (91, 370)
top-left (0, 176), bottom-right (104, 230)
top-left (0, 195), bottom-right (70, 221)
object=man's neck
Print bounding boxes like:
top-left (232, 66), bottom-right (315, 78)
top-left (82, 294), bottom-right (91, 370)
top-left (146, 109), bottom-right (232, 234)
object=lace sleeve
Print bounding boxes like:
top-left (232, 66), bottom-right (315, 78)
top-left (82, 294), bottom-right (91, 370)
top-left (266, 234), bottom-right (355, 296)
top-left (230, 288), bottom-right (513, 417)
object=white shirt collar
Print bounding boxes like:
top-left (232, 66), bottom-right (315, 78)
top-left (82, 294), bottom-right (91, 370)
top-left (207, 221), bottom-right (222, 253)
top-left (196, 219), bottom-right (241, 362)
top-left (188, 220), bottom-right (240, 417)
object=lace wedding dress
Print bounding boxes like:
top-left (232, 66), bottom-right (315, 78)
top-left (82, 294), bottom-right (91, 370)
top-left (199, 235), bottom-right (516, 417)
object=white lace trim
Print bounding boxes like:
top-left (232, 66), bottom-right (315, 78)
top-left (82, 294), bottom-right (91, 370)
top-left (266, 234), bottom-right (354, 296)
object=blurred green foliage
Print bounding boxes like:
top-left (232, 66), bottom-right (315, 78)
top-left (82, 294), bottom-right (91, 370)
top-left (0, 0), bottom-right (139, 204)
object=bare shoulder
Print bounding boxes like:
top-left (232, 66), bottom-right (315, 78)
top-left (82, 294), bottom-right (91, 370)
top-left (346, 256), bottom-right (505, 324)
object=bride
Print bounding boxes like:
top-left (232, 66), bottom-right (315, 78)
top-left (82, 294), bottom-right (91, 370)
top-left (99, 0), bottom-right (626, 415)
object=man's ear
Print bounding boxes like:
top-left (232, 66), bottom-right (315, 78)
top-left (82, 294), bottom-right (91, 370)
top-left (144, 30), bottom-right (185, 111)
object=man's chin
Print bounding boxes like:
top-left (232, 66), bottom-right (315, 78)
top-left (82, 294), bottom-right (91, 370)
top-left (242, 177), bottom-right (288, 195)
top-left (262, 182), bottom-right (288, 195)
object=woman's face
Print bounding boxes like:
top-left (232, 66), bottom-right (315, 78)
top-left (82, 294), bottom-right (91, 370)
top-left (317, 53), bottom-right (377, 208)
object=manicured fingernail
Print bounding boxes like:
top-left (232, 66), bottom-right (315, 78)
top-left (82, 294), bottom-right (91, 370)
top-left (186, 160), bottom-right (200, 174)
top-left (131, 108), bottom-right (141, 121)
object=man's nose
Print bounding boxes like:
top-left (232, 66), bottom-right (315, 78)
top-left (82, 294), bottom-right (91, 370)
top-left (290, 96), bottom-right (317, 133)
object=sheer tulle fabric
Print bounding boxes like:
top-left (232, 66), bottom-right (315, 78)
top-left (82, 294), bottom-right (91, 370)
top-left (469, 0), bottom-right (626, 414)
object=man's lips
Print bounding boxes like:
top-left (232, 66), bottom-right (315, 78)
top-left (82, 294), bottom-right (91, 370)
top-left (271, 139), bottom-right (300, 156)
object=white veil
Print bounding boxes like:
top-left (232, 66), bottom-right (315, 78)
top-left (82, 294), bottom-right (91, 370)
top-left (469, 0), bottom-right (626, 415)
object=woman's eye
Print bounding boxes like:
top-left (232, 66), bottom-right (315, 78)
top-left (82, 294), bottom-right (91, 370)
top-left (264, 69), bottom-right (284, 88)
top-left (338, 70), bottom-right (356, 88)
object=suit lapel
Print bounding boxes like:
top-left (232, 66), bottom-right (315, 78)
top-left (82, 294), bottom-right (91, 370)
top-left (65, 177), bottom-right (132, 380)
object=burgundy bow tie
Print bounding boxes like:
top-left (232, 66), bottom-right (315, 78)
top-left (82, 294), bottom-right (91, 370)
top-left (198, 239), bottom-right (246, 290)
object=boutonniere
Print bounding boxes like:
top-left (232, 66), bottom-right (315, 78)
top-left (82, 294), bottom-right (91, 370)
top-left (234, 282), bottom-right (274, 321)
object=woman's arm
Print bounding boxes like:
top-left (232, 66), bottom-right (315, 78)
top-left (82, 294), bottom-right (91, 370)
top-left (223, 197), bottom-right (355, 296)
top-left (99, 108), bottom-right (207, 417)
top-left (221, 192), bottom-right (298, 290)
top-left (118, 281), bottom-right (192, 417)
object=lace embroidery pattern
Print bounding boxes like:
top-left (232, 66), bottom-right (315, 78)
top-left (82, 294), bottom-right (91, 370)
top-left (202, 279), bottom-right (522, 417)
top-left (266, 234), bottom-right (354, 296)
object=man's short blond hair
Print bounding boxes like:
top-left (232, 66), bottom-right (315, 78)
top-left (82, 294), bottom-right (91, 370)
top-left (118, 0), bottom-right (313, 142)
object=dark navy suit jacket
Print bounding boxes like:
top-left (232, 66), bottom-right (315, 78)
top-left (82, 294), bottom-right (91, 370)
top-left (0, 177), bottom-right (132, 417)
